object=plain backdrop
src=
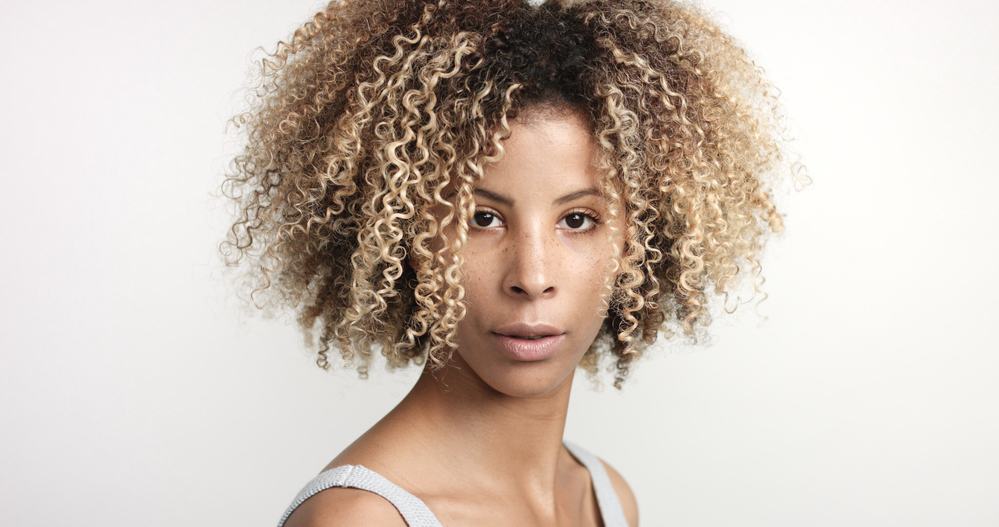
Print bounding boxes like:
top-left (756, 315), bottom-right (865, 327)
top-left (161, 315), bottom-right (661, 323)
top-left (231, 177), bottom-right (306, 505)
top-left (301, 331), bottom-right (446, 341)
top-left (2, 0), bottom-right (997, 525)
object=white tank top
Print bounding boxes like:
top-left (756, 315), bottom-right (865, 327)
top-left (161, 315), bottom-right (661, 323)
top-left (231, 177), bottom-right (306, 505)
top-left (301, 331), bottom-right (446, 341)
top-left (276, 439), bottom-right (629, 526)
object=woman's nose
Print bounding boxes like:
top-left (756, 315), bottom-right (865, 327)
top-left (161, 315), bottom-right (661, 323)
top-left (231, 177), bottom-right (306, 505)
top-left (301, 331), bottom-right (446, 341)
top-left (503, 225), bottom-right (557, 300)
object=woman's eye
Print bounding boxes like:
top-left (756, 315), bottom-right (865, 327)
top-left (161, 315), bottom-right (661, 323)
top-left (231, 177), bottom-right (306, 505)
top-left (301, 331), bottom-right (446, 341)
top-left (558, 211), bottom-right (598, 232)
top-left (472, 211), bottom-right (501, 228)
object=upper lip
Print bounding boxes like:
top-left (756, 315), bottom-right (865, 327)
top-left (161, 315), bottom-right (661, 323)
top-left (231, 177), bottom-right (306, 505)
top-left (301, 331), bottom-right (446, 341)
top-left (492, 322), bottom-right (566, 338)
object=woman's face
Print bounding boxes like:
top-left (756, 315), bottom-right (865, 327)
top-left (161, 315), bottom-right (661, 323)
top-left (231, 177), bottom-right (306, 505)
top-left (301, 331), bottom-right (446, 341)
top-left (429, 109), bottom-right (626, 398)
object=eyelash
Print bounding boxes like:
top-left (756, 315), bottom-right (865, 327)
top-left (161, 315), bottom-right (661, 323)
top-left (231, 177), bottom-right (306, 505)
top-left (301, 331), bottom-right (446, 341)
top-left (470, 208), bottom-right (603, 235)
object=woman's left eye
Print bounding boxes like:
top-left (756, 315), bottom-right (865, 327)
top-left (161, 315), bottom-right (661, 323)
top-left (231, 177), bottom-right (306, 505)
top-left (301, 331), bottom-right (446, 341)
top-left (557, 211), bottom-right (601, 232)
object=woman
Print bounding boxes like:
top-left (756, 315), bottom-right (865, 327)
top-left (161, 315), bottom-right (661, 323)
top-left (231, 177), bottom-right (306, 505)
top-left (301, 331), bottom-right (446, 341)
top-left (219, 0), bottom-right (793, 525)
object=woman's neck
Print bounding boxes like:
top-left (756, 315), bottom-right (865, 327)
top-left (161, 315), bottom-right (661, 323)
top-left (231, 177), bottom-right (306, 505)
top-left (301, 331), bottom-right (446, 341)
top-left (380, 353), bottom-right (578, 507)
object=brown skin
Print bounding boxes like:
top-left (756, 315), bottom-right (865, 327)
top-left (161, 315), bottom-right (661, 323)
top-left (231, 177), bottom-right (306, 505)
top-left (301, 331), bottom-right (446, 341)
top-left (285, 110), bottom-right (639, 527)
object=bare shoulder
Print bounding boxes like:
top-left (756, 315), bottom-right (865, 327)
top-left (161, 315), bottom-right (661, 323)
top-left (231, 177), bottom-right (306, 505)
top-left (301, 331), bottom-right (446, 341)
top-left (598, 457), bottom-right (640, 527)
top-left (282, 487), bottom-right (408, 527)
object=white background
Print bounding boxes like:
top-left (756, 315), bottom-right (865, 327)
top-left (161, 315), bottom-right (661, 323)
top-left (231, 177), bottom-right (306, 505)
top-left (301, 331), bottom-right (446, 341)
top-left (1, 1), bottom-right (997, 525)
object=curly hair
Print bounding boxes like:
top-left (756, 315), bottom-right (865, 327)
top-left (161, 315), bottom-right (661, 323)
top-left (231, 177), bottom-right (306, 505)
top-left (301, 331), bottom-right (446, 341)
top-left (218, 0), bottom-right (803, 390)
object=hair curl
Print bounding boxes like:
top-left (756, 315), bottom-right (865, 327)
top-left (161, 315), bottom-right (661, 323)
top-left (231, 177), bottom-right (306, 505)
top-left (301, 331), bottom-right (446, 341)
top-left (218, 0), bottom-right (804, 390)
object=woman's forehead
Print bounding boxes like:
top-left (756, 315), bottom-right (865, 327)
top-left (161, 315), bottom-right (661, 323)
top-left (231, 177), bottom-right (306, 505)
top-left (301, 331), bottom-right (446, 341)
top-left (474, 115), bottom-right (604, 199)
top-left (434, 109), bottom-right (622, 206)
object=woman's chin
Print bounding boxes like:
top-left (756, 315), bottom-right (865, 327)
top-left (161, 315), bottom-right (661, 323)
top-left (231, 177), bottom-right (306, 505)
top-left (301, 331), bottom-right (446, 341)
top-left (460, 353), bottom-right (576, 399)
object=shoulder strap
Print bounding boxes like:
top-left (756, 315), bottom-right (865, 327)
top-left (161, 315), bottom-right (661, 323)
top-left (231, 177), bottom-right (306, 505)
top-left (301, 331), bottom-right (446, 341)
top-left (276, 464), bottom-right (444, 527)
top-left (563, 440), bottom-right (630, 527)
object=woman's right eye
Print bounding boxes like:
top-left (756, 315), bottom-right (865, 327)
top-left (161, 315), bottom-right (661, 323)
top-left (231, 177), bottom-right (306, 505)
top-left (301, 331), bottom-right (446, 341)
top-left (471, 210), bottom-right (502, 229)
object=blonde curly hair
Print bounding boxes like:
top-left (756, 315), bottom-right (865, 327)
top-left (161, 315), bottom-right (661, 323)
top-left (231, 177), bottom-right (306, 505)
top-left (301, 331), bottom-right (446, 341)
top-left (218, 0), bottom-right (803, 390)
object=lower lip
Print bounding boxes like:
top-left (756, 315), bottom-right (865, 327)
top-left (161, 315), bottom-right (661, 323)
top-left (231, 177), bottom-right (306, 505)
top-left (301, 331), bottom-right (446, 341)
top-left (492, 332), bottom-right (566, 362)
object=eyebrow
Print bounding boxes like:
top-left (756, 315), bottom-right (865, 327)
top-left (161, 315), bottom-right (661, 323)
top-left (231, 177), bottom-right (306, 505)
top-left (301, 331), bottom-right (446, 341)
top-left (472, 187), bottom-right (602, 206)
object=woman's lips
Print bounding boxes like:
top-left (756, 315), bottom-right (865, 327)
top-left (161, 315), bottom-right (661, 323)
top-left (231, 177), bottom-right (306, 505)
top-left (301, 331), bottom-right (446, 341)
top-left (492, 332), bottom-right (566, 361)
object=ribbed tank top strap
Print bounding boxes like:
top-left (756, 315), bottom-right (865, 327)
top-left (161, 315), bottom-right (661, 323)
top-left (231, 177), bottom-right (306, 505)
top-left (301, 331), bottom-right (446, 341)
top-left (276, 464), bottom-right (444, 527)
top-left (563, 440), bottom-right (629, 527)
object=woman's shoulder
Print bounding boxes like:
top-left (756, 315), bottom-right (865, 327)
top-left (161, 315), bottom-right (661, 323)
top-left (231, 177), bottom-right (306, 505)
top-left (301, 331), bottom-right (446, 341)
top-left (281, 429), bottom-right (428, 527)
top-left (596, 456), bottom-right (640, 527)
top-left (282, 484), bottom-right (408, 527)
